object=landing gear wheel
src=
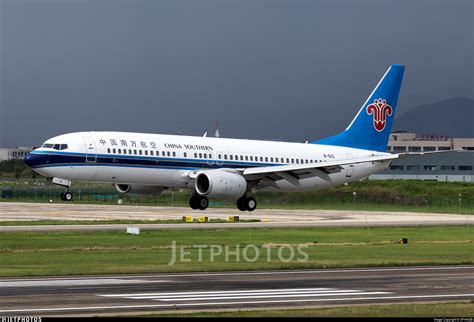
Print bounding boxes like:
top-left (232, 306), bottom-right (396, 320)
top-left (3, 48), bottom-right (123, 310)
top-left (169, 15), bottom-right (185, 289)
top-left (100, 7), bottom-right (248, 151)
top-left (61, 192), bottom-right (73, 201)
top-left (189, 195), bottom-right (199, 210)
top-left (197, 196), bottom-right (209, 210)
top-left (237, 197), bottom-right (247, 212)
top-left (245, 197), bottom-right (257, 211)
top-left (64, 192), bottom-right (73, 201)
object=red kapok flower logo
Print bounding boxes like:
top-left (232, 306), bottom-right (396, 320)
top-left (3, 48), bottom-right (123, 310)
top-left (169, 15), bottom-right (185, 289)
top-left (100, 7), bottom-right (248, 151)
top-left (366, 98), bottom-right (393, 132)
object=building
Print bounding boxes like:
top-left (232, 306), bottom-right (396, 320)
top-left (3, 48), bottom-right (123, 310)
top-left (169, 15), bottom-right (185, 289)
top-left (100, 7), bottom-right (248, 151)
top-left (371, 132), bottom-right (474, 182)
top-left (387, 132), bottom-right (474, 152)
top-left (0, 147), bottom-right (34, 161)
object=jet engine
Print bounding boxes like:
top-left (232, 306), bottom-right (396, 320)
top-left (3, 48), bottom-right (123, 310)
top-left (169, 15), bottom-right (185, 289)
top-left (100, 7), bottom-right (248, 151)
top-left (195, 170), bottom-right (247, 198)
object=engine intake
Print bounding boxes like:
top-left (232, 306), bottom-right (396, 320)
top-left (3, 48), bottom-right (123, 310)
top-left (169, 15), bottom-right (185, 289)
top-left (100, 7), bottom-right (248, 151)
top-left (195, 170), bottom-right (247, 198)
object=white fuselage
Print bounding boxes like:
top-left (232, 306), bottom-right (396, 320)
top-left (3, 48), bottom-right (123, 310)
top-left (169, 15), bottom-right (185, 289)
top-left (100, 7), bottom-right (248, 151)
top-left (27, 131), bottom-right (391, 192)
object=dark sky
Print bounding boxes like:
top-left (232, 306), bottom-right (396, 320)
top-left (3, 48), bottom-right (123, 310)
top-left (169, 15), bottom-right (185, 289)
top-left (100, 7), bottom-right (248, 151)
top-left (1, 0), bottom-right (472, 147)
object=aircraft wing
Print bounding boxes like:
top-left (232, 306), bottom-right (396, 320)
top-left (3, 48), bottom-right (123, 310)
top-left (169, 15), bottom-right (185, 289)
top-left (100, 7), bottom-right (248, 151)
top-left (241, 154), bottom-right (399, 187)
top-left (396, 149), bottom-right (463, 158)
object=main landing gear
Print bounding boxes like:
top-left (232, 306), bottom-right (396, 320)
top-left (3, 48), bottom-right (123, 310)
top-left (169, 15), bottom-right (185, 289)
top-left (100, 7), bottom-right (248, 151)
top-left (188, 194), bottom-right (257, 212)
top-left (60, 191), bottom-right (73, 201)
top-left (237, 196), bottom-right (257, 212)
top-left (189, 194), bottom-right (209, 210)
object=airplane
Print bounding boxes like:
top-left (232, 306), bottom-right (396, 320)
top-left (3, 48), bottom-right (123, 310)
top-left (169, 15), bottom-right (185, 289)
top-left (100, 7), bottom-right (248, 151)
top-left (25, 64), bottom-right (418, 211)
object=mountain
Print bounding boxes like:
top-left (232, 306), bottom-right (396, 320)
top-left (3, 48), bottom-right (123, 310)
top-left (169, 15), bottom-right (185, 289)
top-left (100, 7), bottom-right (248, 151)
top-left (394, 97), bottom-right (474, 138)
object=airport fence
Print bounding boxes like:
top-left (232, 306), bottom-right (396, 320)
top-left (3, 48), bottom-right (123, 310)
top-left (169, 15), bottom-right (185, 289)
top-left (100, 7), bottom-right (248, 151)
top-left (0, 185), bottom-right (472, 210)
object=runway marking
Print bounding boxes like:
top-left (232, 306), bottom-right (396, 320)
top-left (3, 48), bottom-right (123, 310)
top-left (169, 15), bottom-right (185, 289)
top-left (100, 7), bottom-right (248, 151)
top-left (150, 292), bottom-right (391, 302)
top-left (0, 278), bottom-right (164, 288)
top-left (100, 287), bottom-right (391, 302)
top-left (61, 265), bottom-right (474, 279)
top-left (100, 287), bottom-right (336, 297)
top-left (1, 293), bottom-right (474, 313)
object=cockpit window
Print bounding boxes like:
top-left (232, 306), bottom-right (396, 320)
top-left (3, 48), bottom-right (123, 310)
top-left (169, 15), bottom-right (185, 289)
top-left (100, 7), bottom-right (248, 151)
top-left (42, 143), bottom-right (68, 150)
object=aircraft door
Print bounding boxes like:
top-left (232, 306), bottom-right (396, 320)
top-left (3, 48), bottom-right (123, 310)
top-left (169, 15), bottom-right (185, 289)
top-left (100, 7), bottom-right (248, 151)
top-left (84, 137), bottom-right (97, 163)
top-left (345, 153), bottom-right (354, 177)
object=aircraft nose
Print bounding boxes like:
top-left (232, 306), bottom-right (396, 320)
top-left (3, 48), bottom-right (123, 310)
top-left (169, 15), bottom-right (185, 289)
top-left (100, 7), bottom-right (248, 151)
top-left (24, 153), bottom-right (35, 167)
top-left (24, 152), bottom-right (44, 168)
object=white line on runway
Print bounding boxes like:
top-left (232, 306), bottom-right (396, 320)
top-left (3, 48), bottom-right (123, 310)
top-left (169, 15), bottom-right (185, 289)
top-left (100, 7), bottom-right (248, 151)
top-left (100, 287), bottom-right (334, 297)
top-left (0, 279), bottom-right (162, 288)
top-left (152, 291), bottom-right (391, 302)
top-left (1, 293), bottom-right (474, 313)
top-left (126, 289), bottom-right (366, 300)
top-left (1, 265), bottom-right (471, 284)
top-left (100, 288), bottom-right (391, 302)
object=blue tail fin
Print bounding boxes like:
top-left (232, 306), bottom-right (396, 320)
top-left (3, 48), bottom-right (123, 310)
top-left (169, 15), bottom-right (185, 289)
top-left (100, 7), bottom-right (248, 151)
top-left (313, 64), bottom-right (405, 152)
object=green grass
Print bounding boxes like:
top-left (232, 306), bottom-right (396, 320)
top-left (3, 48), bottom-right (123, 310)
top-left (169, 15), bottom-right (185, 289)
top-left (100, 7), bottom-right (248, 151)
top-left (146, 302), bottom-right (474, 317)
top-left (0, 225), bottom-right (472, 277)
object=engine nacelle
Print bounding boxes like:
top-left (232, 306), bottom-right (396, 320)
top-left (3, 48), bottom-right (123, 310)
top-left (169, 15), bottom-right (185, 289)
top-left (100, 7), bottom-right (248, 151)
top-left (195, 170), bottom-right (247, 198)
top-left (114, 184), bottom-right (166, 195)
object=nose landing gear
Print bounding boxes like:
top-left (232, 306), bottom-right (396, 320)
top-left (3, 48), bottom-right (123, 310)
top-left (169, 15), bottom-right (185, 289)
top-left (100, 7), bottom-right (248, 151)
top-left (60, 191), bottom-right (73, 201)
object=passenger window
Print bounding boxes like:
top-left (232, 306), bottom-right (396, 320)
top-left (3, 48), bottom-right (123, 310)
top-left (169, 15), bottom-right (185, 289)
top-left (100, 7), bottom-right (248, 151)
top-left (265, 157), bottom-right (268, 162)
top-left (173, 152), bottom-right (176, 157)
top-left (184, 152), bottom-right (187, 158)
top-left (139, 150), bottom-right (142, 155)
top-left (150, 151), bottom-right (154, 156)
top-left (129, 149), bottom-right (132, 154)
top-left (270, 157), bottom-right (274, 162)
top-left (107, 148), bottom-right (111, 153)
top-left (113, 148), bottom-right (116, 154)
top-left (260, 157), bottom-right (263, 162)
top-left (235, 155), bottom-right (238, 160)
top-left (286, 158), bottom-right (289, 163)
top-left (144, 150), bottom-right (148, 155)
top-left (250, 156), bottom-right (253, 161)
top-left (224, 154), bottom-right (228, 160)
top-left (194, 153), bottom-right (197, 158)
top-left (291, 158), bottom-right (294, 163)
top-left (230, 155), bottom-right (233, 160)
top-left (199, 153), bottom-right (202, 158)
top-left (118, 149), bottom-right (121, 154)
top-left (240, 155), bottom-right (243, 161)
top-left (204, 153), bottom-right (207, 158)
top-left (296, 159), bottom-right (299, 164)
top-left (134, 150), bottom-right (137, 155)
top-left (209, 154), bottom-right (212, 159)
top-left (166, 151), bottom-right (169, 157)
top-left (245, 156), bottom-right (248, 161)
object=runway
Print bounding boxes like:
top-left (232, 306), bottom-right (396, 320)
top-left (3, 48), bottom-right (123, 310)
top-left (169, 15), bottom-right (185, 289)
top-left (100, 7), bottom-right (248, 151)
top-left (0, 202), bottom-right (472, 232)
top-left (0, 265), bottom-right (473, 316)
